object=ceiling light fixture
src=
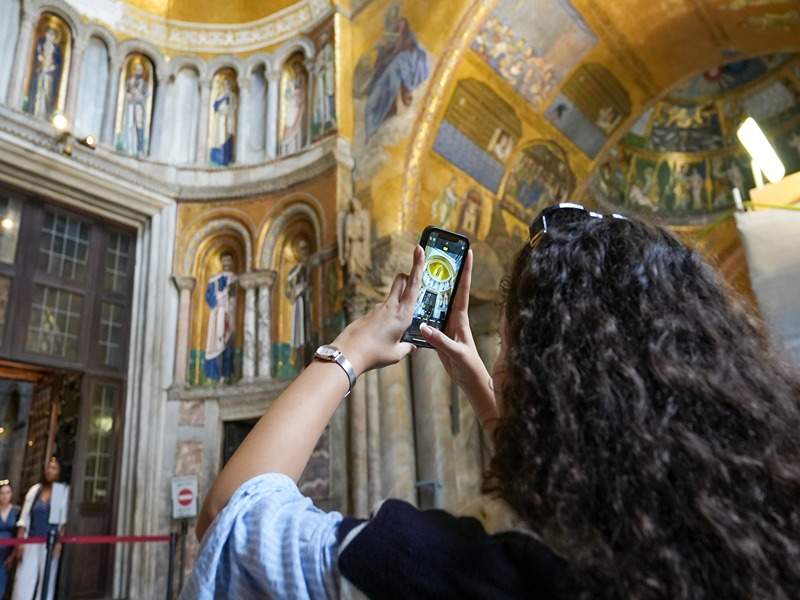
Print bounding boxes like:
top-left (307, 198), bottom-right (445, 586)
top-left (0, 218), bottom-right (14, 231)
top-left (737, 117), bottom-right (785, 184)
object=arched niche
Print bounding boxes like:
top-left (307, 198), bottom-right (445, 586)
top-left (272, 217), bottom-right (319, 379)
top-left (114, 52), bottom-right (156, 157)
top-left (0, 0), bottom-right (21, 104)
top-left (188, 231), bottom-right (247, 387)
top-left (208, 67), bottom-right (239, 167)
top-left (23, 11), bottom-right (72, 121)
top-left (278, 52), bottom-right (310, 156)
top-left (74, 35), bottom-right (109, 138)
top-left (244, 64), bottom-right (268, 164)
top-left (169, 66), bottom-right (200, 164)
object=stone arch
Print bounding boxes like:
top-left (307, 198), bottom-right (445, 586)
top-left (115, 39), bottom-right (168, 81)
top-left (268, 36), bottom-right (316, 75)
top-left (28, 2), bottom-right (82, 39)
top-left (259, 199), bottom-right (323, 270)
top-left (183, 217), bottom-right (254, 276)
top-left (206, 55), bottom-right (245, 80)
top-left (169, 55), bottom-right (206, 81)
top-left (79, 24), bottom-right (116, 54)
top-left (243, 54), bottom-right (270, 78)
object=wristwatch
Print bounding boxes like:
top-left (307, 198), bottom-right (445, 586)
top-left (314, 345), bottom-right (357, 396)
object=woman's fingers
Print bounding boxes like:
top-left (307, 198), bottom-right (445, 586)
top-left (400, 245), bottom-right (424, 306)
top-left (387, 273), bottom-right (408, 304)
top-left (452, 249), bottom-right (473, 314)
top-left (420, 323), bottom-right (462, 357)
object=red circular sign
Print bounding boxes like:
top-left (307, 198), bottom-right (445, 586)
top-left (178, 488), bottom-right (193, 507)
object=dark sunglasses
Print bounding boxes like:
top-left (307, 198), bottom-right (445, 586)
top-left (529, 202), bottom-right (627, 248)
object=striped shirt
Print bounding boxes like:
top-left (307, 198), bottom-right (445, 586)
top-left (180, 473), bottom-right (342, 599)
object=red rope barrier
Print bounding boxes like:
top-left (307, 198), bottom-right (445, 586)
top-left (61, 534), bottom-right (171, 545)
top-left (0, 537), bottom-right (45, 546)
top-left (0, 534), bottom-right (170, 546)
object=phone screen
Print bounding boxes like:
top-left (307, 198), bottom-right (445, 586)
top-left (403, 228), bottom-right (469, 346)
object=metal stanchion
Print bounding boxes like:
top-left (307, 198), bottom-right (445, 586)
top-left (40, 529), bottom-right (58, 600)
top-left (166, 532), bottom-right (178, 600)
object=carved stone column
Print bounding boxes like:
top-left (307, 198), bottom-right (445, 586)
top-left (65, 37), bottom-right (87, 124)
top-left (8, 11), bottom-right (35, 109)
top-left (150, 72), bottom-right (171, 159)
top-left (235, 75), bottom-right (250, 164)
top-left (411, 349), bottom-right (458, 510)
top-left (100, 56), bottom-right (122, 146)
top-left (265, 69), bottom-right (280, 159)
top-left (255, 270), bottom-right (277, 379)
top-left (378, 359), bottom-right (417, 504)
top-left (343, 286), bottom-right (373, 516)
top-left (195, 76), bottom-right (211, 164)
top-left (172, 276), bottom-right (196, 387)
top-left (238, 272), bottom-right (258, 381)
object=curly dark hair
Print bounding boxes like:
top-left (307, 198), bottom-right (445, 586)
top-left (487, 211), bottom-right (800, 599)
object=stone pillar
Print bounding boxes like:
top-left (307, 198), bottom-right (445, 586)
top-left (195, 76), bottom-right (211, 164)
top-left (365, 367), bottom-right (382, 509)
top-left (238, 272), bottom-right (258, 381)
top-left (100, 57), bottom-right (121, 146)
top-left (255, 270), bottom-right (277, 379)
top-left (150, 72), bottom-right (170, 159)
top-left (171, 276), bottom-right (196, 387)
top-left (411, 349), bottom-right (458, 510)
top-left (235, 75), bottom-right (249, 164)
top-left (8, 11), bottom-right (35, 109)
top-left (265, 69), bottom-right (280, 159)
top-left (65, 37), bottom-right (86, 123)
top-left (377, 359), bottom-right (417, 504)
top-left (344, 287), bottom-right (372, 516)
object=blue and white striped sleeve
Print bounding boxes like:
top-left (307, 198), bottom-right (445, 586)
top-left (180, 473), bottom-right (343, 600)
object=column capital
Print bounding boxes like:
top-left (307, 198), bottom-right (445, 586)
top-left (172, 275), bottom-right (196, 292)
top-left (237, 75), bottom-right (250, 91)
top-left (266, 68), bottom-right (281, 84)
top-left (240, 269), bottom-right (277, 289)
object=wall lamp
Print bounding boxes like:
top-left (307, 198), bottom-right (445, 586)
top-left (51, 114), bottom-right (97, 155)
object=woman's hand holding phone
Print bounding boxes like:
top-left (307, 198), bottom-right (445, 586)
top-left (333, 245), bottom-right (425, 375)
top-left (419, 250), bottom-right (499, 433)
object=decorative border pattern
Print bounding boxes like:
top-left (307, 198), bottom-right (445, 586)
top-left (64, 0), bottom-right (332, 54)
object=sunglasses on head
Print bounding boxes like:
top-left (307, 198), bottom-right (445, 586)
top-left (529, 202), bottom-right (628, 248)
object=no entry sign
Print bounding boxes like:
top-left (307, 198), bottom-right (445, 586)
top-left (171, 475), bottom-right (198, 519)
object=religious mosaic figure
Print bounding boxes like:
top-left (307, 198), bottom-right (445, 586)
top-left (25, 16), bottom-right (69, 120)
top-left (286, 239), bottom-right (313, 367)
top-left (204, 252), bottom-right (238, 383)
top-left (362, 5), bottom-right (429, 141)
top-left (312, 34), bottom-right (336, 139)
top-left (209, 70), bottom-right (238, 166)
top-left (279, 57), bottom-right (308, 156)
top-left (115, 55), bottom-right (154, 157)
top-left (431, 177), bottom-right (458, 229)
top-left (337, 197), bottom-right (371, 281)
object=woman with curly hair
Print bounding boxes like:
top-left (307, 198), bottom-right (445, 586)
top-left (185, 203), bottom-right (800, 599)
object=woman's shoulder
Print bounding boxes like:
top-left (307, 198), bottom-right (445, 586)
top-left (337, 497), bottom-right (577, 599)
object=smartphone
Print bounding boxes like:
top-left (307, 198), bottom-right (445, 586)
top-left (402, 226), bottom-right (470, 348)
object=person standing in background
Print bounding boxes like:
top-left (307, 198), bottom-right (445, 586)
top-left (0, 481), bottom-right (19, 598)
top-left (12, 458), bottom-right (68, 600)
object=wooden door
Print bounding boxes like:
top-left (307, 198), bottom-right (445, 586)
top-left (60, 377), bottom-right (123, 598)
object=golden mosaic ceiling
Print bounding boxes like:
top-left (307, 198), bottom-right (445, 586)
top-left (123, 0), bottom-right (300, 23)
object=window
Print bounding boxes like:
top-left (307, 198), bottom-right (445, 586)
top-left (84, 384), bottom-right (116, 503)
top-left (0, 189), bottom-right (135, 373)
top-left (25, 286), bottom-right (83, 360)
top-left (104, 232), bottom-right (132, 293)
top-left (98, 302), bottom-right (124, 367)
top-left (38, 212), bottom-right (90, 281)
